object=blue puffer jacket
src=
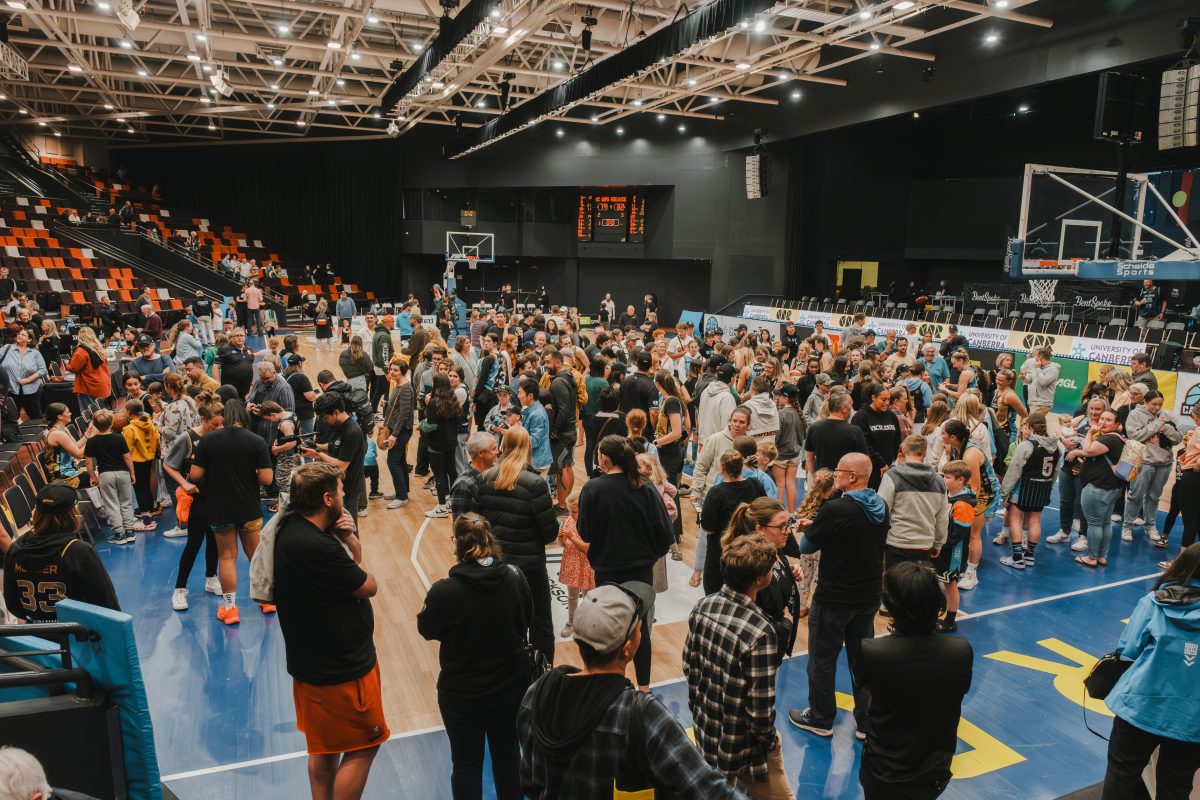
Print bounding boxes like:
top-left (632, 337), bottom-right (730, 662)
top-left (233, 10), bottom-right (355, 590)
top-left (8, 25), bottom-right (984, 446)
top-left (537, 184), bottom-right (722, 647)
top-left (1106, 580), bottom-right (1200, 743)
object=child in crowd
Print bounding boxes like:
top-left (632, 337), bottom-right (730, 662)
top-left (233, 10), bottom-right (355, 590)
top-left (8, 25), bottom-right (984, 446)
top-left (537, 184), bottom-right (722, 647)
top-left (146, 381), bottom-right (165, 417)
top-left (998, 411), bottom-right (1058, 570)
top-left (713, 436), bottom-right (778, 498)
top-left (556, 488), bottom-right (594, 638)
top-left (85, 409), bottom-right (146, 545)
top-left (482, 386), bottom-right (517, 443)
top-left (339, 318), bottom-right (352, 346)
top-left (262, 401), bottom-right (300, 512)
top-left (122, 399), bottom-right (160, 530)
top-left (625, 409), bottom-right (656, 461)
top-left (939, 460), bottom-right (976, 633)
top-left (638, 452), bottom-right (681, 561)
top-left (364, 436), bottom-right (381, 502)
top-left (792, 468), bottom-right (837, 615)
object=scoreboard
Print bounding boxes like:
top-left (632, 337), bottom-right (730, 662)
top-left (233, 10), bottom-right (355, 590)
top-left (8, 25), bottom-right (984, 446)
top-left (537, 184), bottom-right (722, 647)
top-left (577, 193), bottom-right (646, 243)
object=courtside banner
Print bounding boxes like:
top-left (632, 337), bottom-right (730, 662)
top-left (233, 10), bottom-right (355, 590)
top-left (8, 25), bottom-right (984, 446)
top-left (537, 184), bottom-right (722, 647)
top-left (744, 304), bottom-right (832, 328)
top-left (958, 325), bottom-right (1010, 353)
top-left (1175, 372), bottom-right (1200, 417)
top-left (1069, 336), bottom-right (1149, 365)
top-left (1005, 329), bottom-right (1077, 358)
top-left (704, 313), bottom-right (782, 339)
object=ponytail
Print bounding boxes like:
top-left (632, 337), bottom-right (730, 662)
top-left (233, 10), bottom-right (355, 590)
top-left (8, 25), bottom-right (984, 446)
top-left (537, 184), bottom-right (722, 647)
top-left (597, 434), bottom-right (644, 491)
top-left (721, 497), bottom-right (786, 549)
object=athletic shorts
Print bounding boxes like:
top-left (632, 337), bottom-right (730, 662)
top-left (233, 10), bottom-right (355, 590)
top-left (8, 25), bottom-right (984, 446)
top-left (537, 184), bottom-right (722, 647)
top-left (549, 439), bottom-right (576, 474)
top-left (293, 663), bottom-right (390, 755)
top-left (210, 517), bottom-right (264, 536)
top-left (884, 545), bottom-right (933, 571)
top-left (975, 482), bottom-right (995, 517)
top-left (1015, 478), bottom-right (1054, 512)
top-left (934, 541), bottom-right (963, 584)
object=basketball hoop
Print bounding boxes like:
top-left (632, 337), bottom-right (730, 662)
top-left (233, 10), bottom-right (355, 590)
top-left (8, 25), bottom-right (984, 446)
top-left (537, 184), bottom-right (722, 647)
top-left (466, 254), bottom-right (478, 269)
top-left (1027, 278), bottom-right (1058, 307)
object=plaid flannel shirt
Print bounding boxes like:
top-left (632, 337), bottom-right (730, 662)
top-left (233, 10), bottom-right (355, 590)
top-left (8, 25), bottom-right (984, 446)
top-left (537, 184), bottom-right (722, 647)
top-left (449, 466), bottom-right (481, 519)
top-left (517, 674), bottom-right (744, 799)
top-left (684, 586), bottom-right (780, 782)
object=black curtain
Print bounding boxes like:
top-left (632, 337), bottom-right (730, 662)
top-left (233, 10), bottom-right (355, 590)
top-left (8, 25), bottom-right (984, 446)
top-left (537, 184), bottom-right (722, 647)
top-left (116, 139), bottom-right (407, 296)
top-left (784, 135), bottom-right (825, 299)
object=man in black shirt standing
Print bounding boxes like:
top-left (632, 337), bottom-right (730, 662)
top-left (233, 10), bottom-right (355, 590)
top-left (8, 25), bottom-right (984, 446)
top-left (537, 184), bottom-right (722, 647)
top-left (855, 562), bottom-right (972, 799)
top-left (804, 392), bottom-right (869, 486)
top-left (215, 328), bottom-right (255, 398)
top-left (619, 350), bottom-right (657, 416)
top-left (302, 393), bottom-right (366, 527)
top-left (274, 462), bottom-right (386, 800)
top-left (789, 452), bottom-right (889, 738)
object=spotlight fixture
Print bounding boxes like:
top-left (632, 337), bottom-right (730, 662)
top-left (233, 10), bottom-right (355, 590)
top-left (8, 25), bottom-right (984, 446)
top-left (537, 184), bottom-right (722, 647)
top-left (68, 64), bottom-right (83, 72)
top-left (386, 118), bottom-right (401, 136)
top-left (431, 81), bottom-right (444, 89)
top-left (196, 33), bottom-right (206, 41)
top-left (490, 8), bottom-right (500, 18)
top-left (119, 39), bottom-right (133, 49)
top-left (493, 26), bottom-right (508, 34)
top-left (137, 69), bottom-right (147, 76)
top-left (739, 20), bottom-right (748, 28)
top-left (52, 131), bottom-right (60, 137)
top-left (200, 97), bottom-right (211, 103)
top-left (790, 89), bottom-right (801, 100)
top-left (994, 0), bottom-right (1008, 6)
top-left (677, 124), bottom-right (686, 132)
top-left (296, 119), bottom-right (306, 126)
top-left (498, 76), bottom-right (511, 109)
top-left (373, 111), bottom-right (381, 118)
top-left (36, 120), bottom-right (45, 126)
top-left (202, 64), bottom-right (213, 72)
top-left (327, 98), bottom-right (337, 106)
top-left (413, 43), bottom-right (423, 52)
top-left (16, 108), bottom-right (25, 113)
top-left (5, 1), bottom-right (25, 9)
top-left (126, 127), bottom-right (134, 133)
top-left (753, 19), bottom-right (765, 32)
top-left (270, 83), bottom-right (279, 90)
top-left (656, 113), bottom-right (665, 120)
top-left (103, 103), bottom-right (113, 109)
top-left (552, 60), bottom-right (565, 71)
top-left (267, 102), bottom-right (276, 108)
top-left (555, 127), bottom-right (563, 136)
top-left (186, 53), bottom-right (201, 61)
top-left (735, 62), bottom-right (750, 70)
top-left (368, 14), bottom-right (380, 23)
top-left (97, 1), bottom-right (110, 8)
top-left (984, 32), bottom-right (999, 44)
top-left (308, 88), bottom-right (319, 95)
top-left (454, 114), bottom-right (463, 133)
top-left (590, 114), bottom-right (597, 121)
top-left (208, 123), bottom-right (216, 130)
top-left (616, 126), bottom-right (624, 134)
top-left (632, 99), bottom-right (642, 106)
top-left (876, 60), bottom-right (884, 74)
top-left (272, 58), bottom-right (284, 66)
top-left (709, 96), bottom-right (720, 102)
top-left (336, 78), bottom-right (345, 85)
top-left (687, 78), bottom-right (697, 86)
top-left (277, 23), bottom-right (289, 34)
top-left (477, 100), bottom-right (487, 108)
top-left (912, 111), bottom-right (920, 118)
top-left (350, 51), bottom-right (361, 60)
top-left (1017, 103), bottom-right (1030, 113)
top-left (859, 8), bottom-right (871, 19)
top-left (869, 41), bottom-right (880, 50)
top-left (894, 0), bottom-right (914, 8)
top-left (327, 40), bottom-right (341, 49)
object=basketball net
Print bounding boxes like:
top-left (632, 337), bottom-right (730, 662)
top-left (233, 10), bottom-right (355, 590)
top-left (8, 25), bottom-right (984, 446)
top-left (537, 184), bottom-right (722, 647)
top-left (1027, 278), bottom-right (1058, 306)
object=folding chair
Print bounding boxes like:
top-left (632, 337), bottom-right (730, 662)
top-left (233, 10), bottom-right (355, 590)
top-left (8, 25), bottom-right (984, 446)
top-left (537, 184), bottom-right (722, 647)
top-left (3, 485), bottom-right (31, 536)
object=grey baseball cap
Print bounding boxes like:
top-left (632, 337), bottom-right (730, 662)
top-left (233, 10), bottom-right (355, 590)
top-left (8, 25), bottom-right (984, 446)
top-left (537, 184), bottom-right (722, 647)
top-left (573, 581), bottom-right (656, 655)
top-left (816, 373), bottom-right (835, 387)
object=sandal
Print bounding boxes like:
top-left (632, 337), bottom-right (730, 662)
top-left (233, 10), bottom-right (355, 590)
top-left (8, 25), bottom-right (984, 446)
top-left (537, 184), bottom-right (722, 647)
top-left (1097, 558), bottom-right (1108, 566)
top-left (1155, 539), bottom-right (1169, 549)
top-left (1075, 556), bottom-right (1099, 568)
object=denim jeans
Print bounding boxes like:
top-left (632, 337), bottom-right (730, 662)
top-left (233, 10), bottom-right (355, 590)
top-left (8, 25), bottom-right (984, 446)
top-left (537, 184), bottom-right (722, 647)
top-left (386, 429), bottom-right (411, 501)
top-left (1122, 461), bottom-right (1169, 533)
top-left (1082, 483), bottom-right (1121, 559)
top-left (1057, 459), bottom-right (1086, 534)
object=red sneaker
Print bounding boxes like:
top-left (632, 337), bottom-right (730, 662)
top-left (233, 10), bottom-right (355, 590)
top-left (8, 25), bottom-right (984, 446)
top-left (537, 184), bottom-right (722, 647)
top-left (217, 605), bottom-right (240, 625)
top-left (259, 603), bottom-right (277, 614)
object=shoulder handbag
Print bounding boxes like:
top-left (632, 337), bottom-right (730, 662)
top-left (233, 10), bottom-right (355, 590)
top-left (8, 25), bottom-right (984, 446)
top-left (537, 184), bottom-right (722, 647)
top-left (1082, 649), bottom-right (1133, 741)
top-left (509, 564), bottom-right (550, 682)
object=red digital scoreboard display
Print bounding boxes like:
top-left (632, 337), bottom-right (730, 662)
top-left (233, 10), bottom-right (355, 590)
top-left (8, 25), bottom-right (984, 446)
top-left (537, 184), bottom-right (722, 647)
top-left (577, 193), bottom-right (645, 243)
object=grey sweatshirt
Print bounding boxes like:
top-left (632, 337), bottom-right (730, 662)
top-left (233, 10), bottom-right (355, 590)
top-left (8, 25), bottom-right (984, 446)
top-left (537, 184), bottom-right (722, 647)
top-left (1124, 405), bottom-right (1183, 465)
top-left (1001, 433), bottom-right (1061, 500)
top-left (878, 460), bottom-right (950, 551)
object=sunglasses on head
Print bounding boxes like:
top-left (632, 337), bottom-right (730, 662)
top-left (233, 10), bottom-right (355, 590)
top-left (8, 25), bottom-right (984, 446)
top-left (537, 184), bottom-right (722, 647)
top-left (606, 582), bottom-right (646, 643)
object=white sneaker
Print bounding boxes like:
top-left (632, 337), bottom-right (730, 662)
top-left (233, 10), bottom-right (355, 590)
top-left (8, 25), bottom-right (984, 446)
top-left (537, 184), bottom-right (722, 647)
top-left (992, 531), bottom-right (1008, 545)
top-left (1147, 530), bottom-right (1162, 543)
top-left (1046, 531), bottom-right (1070, 544)
top-left (958, 571), bottom-right (979, 591)
top-left (1121, 529), bottom-right (1133, 542)
top-left (999, 555), bottom-right (1025, 570)
top-left (172, 588), bottom-right (189, 611)
top-left (425, 505), bottom-right (450, 518)
top-left (1133, 517), bottom-right (1144, 526)
top-left (559, 623), bottom-right (574, 638)
top-left (386, 499), bottom-right (408, 509)
top-left (1111, 513), bottom-right (1121, 523)
top-left (205, 576), bottom-right (222, 595)
top-left (1071, 537), bottom-right (1089, 552)
top-left (357, 509), bottom-right (368, 518)
top-left (162, 526), bottom-right (188, 539)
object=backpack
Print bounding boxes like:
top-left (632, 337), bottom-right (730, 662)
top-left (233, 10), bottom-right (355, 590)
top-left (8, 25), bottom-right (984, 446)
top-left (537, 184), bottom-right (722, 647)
top-left (330, 384), bottom-right (376, 434)
top-left (0, 344), bottom-right (16, 395)
top-left (984, 409), bottom-right (1009, 473)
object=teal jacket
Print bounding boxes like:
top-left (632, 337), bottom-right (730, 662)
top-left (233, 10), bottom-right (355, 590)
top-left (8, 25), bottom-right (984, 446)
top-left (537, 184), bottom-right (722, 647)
top-left (522, 402), bottom-right (552, 471)
top-left (1107, 581), bottom-right (1200, 743)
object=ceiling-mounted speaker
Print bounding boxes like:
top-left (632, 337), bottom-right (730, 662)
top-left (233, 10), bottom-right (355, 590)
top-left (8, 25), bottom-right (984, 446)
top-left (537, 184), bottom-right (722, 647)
top-left (745, 153), bottom-right (766, 199)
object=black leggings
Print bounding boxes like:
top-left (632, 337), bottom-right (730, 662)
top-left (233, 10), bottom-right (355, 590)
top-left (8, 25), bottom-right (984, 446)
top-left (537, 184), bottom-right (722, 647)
top-left (1175, 470), bottom-right (1200, 550)
top-left (429, 449), bottom-right (457, 506)
top-left (595, 565), bottom-right (654, 687)
top-left (658, 442), bottom-right (684, 543)
top-left (132, 460), bottom-right (155, 514)
top-left (14, 390), bottom-right (42, 421)
top-left (175, 493), bottom-right (216, 589)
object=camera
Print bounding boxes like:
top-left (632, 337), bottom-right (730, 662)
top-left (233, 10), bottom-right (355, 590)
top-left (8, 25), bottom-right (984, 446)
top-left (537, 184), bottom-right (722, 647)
top-left (278, 431), bottom-right (319, 446)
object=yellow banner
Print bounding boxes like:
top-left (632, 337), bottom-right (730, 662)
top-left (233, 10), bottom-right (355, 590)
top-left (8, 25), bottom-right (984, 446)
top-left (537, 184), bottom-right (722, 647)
top-left (1005, 329), bottom-right (1076, 357)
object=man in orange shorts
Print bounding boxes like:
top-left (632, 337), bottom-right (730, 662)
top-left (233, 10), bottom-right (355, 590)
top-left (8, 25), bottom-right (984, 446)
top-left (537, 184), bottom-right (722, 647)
top-left (274, 462), bottom-right (387, 799)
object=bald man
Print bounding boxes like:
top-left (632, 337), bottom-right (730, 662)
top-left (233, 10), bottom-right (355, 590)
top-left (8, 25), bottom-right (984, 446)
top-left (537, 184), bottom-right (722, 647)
top-left (788, 452), bottom-right (890, 738)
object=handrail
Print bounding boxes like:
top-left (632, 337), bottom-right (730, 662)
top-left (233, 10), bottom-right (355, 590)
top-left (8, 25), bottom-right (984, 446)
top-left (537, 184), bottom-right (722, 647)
top-left (0, 620), bottom-right (95, 700)
top-left (132, 226), bottom-right (289, 309)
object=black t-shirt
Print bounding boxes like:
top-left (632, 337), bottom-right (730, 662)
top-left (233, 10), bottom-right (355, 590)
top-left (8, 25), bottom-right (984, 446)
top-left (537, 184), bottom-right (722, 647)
top-left (273, 514), bottom-right (375, 685)
top-left (84, 432), bottom-right (130, 473)
top-left (856, 633), bottom-right (973, 784)
top-left (328, 418), bottom-right (366, 502)
top-left (217, 344), bottom-right (254, 397)
top-left (619, 372), bottom-right (656, 415)
top-left (805, 496), bottom-right (888, 607)
top-left (287, 372), bottom-right (315, 420)
top-left (1080, 433), bottom-right (1126, 491)
top-left (192, 426), bottom-right (272, 524)
top-left (700, 479), bottom-right (764, 538)
top-left (805, 418), bottom-right (870, 472)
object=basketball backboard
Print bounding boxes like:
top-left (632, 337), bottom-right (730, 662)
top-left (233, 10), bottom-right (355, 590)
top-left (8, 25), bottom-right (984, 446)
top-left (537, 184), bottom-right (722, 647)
top-left (1009, 163), bottom-right (1200, 281)
top-left (445, 231), bottom-right (495, 263)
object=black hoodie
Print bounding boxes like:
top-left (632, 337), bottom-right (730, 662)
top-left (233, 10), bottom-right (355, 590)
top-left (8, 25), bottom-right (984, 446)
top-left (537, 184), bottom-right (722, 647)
top-left (416, 558), bottom-right (531, 702)
top-left (3, 532), bottom-right (120, 621)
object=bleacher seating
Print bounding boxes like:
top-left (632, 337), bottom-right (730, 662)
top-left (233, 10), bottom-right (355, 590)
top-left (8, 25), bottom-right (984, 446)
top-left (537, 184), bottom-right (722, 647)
top-left (0, 195), bottom-right (186, 318)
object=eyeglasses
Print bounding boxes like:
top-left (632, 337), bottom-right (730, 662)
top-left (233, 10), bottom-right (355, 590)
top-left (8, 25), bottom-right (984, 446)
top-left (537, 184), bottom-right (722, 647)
top-left (831, 468), bottom-right (857, 477)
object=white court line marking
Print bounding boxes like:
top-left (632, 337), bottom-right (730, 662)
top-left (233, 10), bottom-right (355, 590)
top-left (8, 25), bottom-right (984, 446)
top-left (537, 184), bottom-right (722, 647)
top-left (162, 570), bottom-right (1158, 783)
top-left (410, 516), bottom-right (433, 591)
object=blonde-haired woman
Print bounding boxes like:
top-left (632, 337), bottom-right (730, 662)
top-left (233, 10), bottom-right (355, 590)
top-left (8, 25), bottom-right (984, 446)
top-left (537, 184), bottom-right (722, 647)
top-left (313, 297), bottom-right (333, 350)
top-left (474, 425), bottom-right (558, 663)
top-left (66, 325), bottom-right (112, 413)
top-left (945, 392), bottom-right (993, 465)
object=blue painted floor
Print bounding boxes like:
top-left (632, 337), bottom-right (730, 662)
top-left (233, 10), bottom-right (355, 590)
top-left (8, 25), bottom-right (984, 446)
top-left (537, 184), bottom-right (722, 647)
top-left (97, 457), bottom-right (1174, 799)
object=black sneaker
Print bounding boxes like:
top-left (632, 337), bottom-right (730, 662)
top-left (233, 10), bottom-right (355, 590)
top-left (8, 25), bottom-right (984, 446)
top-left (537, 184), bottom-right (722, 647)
top-left (788, 709), bottom-right (833, 737)
top-left (368, 492), bottom-right (384, 500)
top-left (935, 618), bottom-right (958, 633)
top-left (554, 506), bottom-right (569, 517)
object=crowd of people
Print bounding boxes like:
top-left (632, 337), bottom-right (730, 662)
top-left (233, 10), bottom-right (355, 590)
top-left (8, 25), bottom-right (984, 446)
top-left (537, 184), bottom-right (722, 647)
top-left (0, 287), bottom-right (1197, 800)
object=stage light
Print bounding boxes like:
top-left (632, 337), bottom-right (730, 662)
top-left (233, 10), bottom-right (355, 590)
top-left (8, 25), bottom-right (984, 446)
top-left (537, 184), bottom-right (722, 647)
top-left (616, 126), bottom-right (624, 134)
top-left (127, 127), bottom-right (134, 133)
top-left (103, 103), bottom-right (113, 109)
top-left (327, 98), bottom-right (337, 106)
top-left (869, 41), bottom-right (880, 50)
top-left (119, 39), bottom-right (133, 49)
top-left (477, 100), bottom-right (487, 108)
top-left (582, 28), bottom-right (591, 50)
top-left (985, 32), bottom-right (999, 44)
top-left (552, 60), bottom-right (565, 70)
top-left (994, 0), bottom-right (1008, 6)
top-left (16, 108), bottom-right (25, 113)
top-left (5, 2), bottom-right (26, 10)
top-left (373, 111), bottom-right (381, 118)
top-left (68, 64), bottom-right (83, 72)
top-left (137, 69), bottom-right (147, 76)
top-left (590, 114), bottom-right (597, 121)
top-left (894, 1), bottom-right (914, 8)
top-left (296, 119), bottom-right (306, 126)
top-left (196, 33), bottom-right (206, 41)
top-left (187, 53), bottom-right (201, 61)
top-left (499, 79), bottom-right (511, 109)
top-left (273, 58), bottom-right (284, 66)
top-left (859, 8), bottom-right (872, 19)
top-left (431, 81), bottom-right (444, 89)
top-left (736, 62), bottom-right (750, 70)
top-left (922, 66), bottom-right (935, 81)
top-left (308, 88), bottom-right (319, 95)
top-left (270, 83), bottom-right (279, 90)
top-left (97, 1), bottom-right (110, 8)
top-left (208, 123), bottom-right (216, 130)
top-left (337, 78), bottom-right (345, 86)
top-left (876, 61), bottom-right (884, 74)
top-left (687, 78), bottom-right (697, 86)
top-left (1017, 103), bottom-right (1030, 113)
top-left (200, 97), bottom-right (211, 103)
top-left (739, 20), bottom-right (748, 28)
top-left (494, 26), bottom-right (508, 34)
top-left (36, 120), bottom-right (44, 126)
top-left (454, 115), bottom-right (463, 133)
top-left (413, 43), bottom-right (423, 51)
top-left (754, 19), bottom-right (765, 32)
top-left (277, 24), bottom-right (289, 34)
top-left (202, 64), bottom-right (213, 72)
top-left (555, 127), bottom-right (564, 136)
top-left (790, 89), bottom-right (801, 99)
top-left (710, 96), bottom-right (720, 102)
top-left (267, 102), bottom-right (276, 108)
top-left (327, 40), bottom-right (341, 49)
top-left (350, 51), bottom-right (361, 60)
top-left (368, 15), bottom-right (380, 23)
top-left (53, 131), bottom-right (60, 137)
top-left (677, 124), bottom-right (686, 132)
top-left (490, 9), bottom-right (500, 17)
top-left (912, 111), bottom-right (920, 118)
top-left (632, 99), bottom-right (642, 106)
